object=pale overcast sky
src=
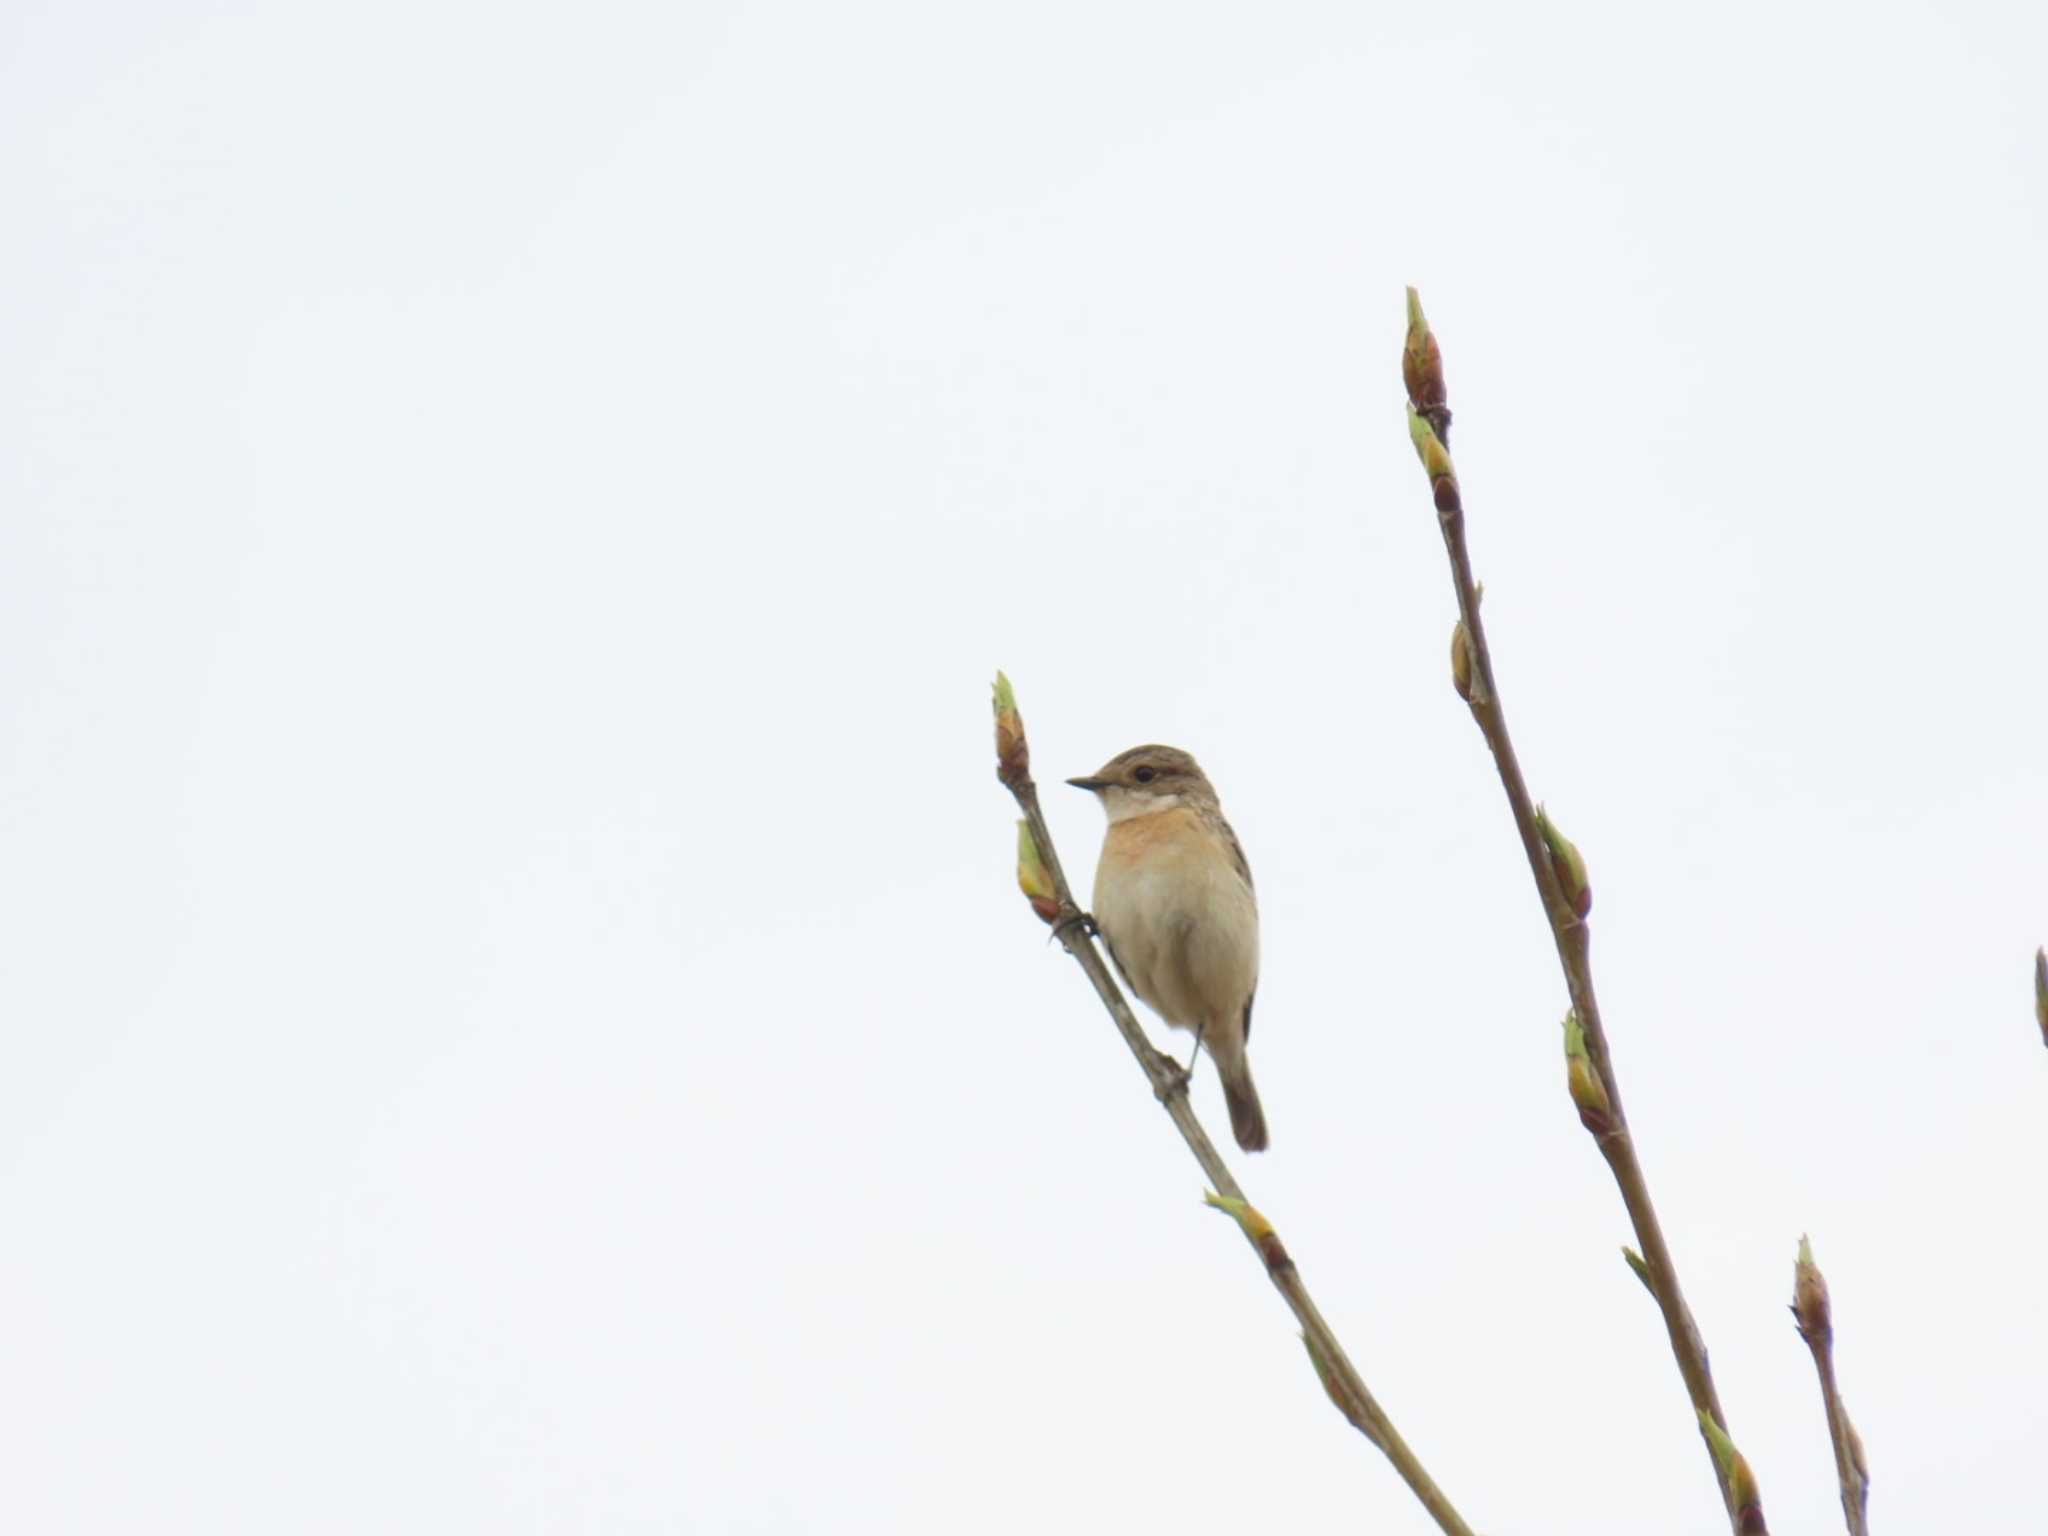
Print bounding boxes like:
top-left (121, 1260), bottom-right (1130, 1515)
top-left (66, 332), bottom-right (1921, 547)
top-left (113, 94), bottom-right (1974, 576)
top-left (4, 3), bottom-right (2045, 1532)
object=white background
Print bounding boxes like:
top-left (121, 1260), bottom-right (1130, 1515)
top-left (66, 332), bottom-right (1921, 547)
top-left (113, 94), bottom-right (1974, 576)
top-left (5, 2), bottom-right (2045, 1531)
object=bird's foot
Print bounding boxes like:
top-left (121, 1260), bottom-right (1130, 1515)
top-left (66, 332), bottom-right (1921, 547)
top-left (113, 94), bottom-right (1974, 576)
top-left (1049, 907), bottom-right (1099, 944)
top-left (1148, 1047), bottom-right (1192, 1102)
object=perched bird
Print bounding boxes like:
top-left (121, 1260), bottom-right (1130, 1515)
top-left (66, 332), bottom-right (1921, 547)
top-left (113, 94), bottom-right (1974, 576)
top-left (1068, 745), bottom-right (1267, 1152)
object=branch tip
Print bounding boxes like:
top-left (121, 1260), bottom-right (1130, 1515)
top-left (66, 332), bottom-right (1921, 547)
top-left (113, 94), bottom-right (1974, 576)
top-left (1402, 286), bottom-right (1447, 414)
top-left (1791, 1234), bottom-right (1831, 1344)
top-left (2035, 946), bottom-right (2046, 1046)
top-left (1402, 292), bottom-right (1745, 1530)
top-left (1792, 1234), bottom-right (1869, 1533)
top-left (992, 670), bottom-right (1029, 786)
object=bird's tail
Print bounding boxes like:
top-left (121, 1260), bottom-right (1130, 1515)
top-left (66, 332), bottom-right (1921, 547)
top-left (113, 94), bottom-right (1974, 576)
top-left (1218, 1058), bottom-right (1268, 1153)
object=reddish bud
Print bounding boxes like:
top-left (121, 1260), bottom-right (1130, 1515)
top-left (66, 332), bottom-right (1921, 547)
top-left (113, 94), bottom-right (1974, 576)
top-left (1014, 819), bottom-right (1060, 924)
top-left (2035, 947), bottom-right (2046, 1047)
top-left (1791, 1234), bottom-right (1832, 1346)
top-left (1697, 1412), bottom-right (1765, 1534)
top-left (992, 671), bottom-right (1028, 786)
top-left (1563, 1011), bottom-right (1616, 1139)
top-left (1402, 287), bottom-right (1447, 412)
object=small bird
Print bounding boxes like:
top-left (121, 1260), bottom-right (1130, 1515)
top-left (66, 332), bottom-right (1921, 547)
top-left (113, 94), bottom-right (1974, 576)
top-left (1068, 745), bottom-right (1267, 1152)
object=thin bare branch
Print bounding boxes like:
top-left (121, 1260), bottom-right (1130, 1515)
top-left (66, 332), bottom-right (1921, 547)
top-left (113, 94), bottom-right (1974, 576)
top-left (1402, 288), bottom-right (1763, 1534)
top-left (1792, 1237), bottom-right (1871, 1535)
top-left (992, 673), bottom-right (1481, 1536)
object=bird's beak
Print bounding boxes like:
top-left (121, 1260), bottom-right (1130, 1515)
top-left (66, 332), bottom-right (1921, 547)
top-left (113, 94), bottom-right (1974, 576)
top-left (1065, 776), bottom-right (1109, 792)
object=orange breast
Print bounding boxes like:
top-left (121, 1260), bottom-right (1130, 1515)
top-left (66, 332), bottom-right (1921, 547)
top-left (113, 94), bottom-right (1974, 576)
top-left (1101, 806), bottom-right (1211, 872)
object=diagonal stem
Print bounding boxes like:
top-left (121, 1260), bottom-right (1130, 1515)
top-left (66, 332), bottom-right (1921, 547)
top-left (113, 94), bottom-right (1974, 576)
top-left (1807, 1345), bottom-right (1870, 1536)
top-left (1446, 501), bottom-right (1737, 1508)
top-left (1408, 288), bottom-right (1762, 1535)
top-left (997, 727), bottom-right (1479, 1536)
top-left (1793, 1242), bottom-right (1870, 1536)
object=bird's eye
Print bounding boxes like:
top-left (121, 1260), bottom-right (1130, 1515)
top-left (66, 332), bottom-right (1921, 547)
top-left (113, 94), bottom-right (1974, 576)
top-left (1133, 765), bottom-right (1156, 783)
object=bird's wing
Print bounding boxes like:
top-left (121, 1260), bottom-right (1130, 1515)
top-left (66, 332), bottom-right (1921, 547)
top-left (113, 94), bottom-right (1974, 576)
top-left (1212, 812), bottom-right (1255, 898)
top-left (1098, 928), bottom-right (1135, 994)
top-left (1212, 808), bottom-right (1257, 1042)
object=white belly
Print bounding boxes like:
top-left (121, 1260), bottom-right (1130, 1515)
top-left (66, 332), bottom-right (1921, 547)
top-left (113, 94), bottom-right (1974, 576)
top-left (1093, 838), bottom-right (1258, 1033)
